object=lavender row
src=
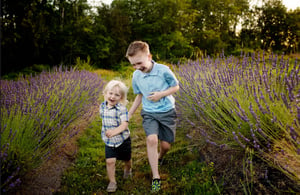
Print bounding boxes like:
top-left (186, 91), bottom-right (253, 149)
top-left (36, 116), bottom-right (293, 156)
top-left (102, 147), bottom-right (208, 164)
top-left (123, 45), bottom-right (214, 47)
top-left (0, 67), bottom-right (104, 192)
top-left (173, 53), bottom-right (299, 182)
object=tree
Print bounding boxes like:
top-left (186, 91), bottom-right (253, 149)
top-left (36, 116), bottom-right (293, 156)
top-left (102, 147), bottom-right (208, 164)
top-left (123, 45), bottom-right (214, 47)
top-left (257, 0), bottom-right (289, 52)
top-left (103, 0), bottom-right (195, 63)
top-left (1, 0), bottom-right (55, 73)
top-left (1, 0), bottom-right (300, 75)
top-left (191, 0), bottom-right (249, 55)
top-left (285, 8), bottom-right (300, 53)
top-left (1, 0), bottom-right (94, 75)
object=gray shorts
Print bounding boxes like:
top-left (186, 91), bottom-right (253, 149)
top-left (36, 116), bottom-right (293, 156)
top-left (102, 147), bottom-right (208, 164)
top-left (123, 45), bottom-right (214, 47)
top-left (141, 109), bottom-right (177, 143)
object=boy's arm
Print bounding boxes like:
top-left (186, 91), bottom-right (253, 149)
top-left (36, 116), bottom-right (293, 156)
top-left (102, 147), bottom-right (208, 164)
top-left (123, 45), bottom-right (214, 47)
top-left (128, 94), bottom-right (142, 120)
top-left (148, 84), bottom-right (179, 102)
top-left (105, 121), bottom-right (128, 138)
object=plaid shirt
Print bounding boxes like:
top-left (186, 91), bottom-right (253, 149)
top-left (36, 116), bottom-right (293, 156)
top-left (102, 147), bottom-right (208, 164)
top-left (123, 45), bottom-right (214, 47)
top-left (99, 101), bottom-right (130, 147)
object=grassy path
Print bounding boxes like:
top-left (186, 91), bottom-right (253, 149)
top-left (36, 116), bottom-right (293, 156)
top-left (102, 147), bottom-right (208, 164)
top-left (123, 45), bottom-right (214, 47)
top-left (56, 73), bottom-right (221, 194)
top-left (57, 104), bottom-right (200, 194)
top-left (56, 102), bottom-right (218, 193)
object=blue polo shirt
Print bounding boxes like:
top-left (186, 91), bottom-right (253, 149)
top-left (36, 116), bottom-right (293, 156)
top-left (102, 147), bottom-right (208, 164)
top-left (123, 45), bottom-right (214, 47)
top-left (132, 61), bottom-right (179, 113)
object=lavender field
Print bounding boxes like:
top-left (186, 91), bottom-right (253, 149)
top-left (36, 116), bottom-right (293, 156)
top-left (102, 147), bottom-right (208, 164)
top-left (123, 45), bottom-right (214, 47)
top-left (173, 52), bottom-right (300, 188)
top-left (1, 53), bottom-right (299, 193)
top-left (0, 67), bottom-right (104, 192)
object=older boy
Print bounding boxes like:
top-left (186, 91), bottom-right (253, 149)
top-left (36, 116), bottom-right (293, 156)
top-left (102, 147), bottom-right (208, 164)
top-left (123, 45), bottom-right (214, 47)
top-left (126, 41), bottom-right (179, 192)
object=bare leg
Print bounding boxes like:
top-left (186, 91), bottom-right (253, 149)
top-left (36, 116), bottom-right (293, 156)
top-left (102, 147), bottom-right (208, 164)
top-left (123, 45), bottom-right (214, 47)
top-left (106, 158), bottom-right (117, 183)
top-left (158, 141), bottom-right (171, 160)
top-left (146, 134), bottom-right (160, 179)
top-left (124, 159), bottom-right (132, 172)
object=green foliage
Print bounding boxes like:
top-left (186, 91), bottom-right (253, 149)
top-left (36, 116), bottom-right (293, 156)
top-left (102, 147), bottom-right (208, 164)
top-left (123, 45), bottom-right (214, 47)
top-left (2, 0), bottom-right (300, 75)
top-left (170, 161), bottom-right (222, 194)
top-left (258, 0), bottom-right (290, 51)
top-left (1, 64), bottom-right (51, 80)
top-left (115, 61), bottom-right (134, 78)
top-left (241, 148), bottom-right (254, 195)
top-left (74, 56), bottom-right (94, 71)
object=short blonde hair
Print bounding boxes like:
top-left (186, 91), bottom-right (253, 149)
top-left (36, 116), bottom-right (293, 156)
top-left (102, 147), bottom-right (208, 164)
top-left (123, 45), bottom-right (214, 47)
top-left (125, 40), bottom-right (150, 58)
top-left (103, 80), bottom-right (129, 106)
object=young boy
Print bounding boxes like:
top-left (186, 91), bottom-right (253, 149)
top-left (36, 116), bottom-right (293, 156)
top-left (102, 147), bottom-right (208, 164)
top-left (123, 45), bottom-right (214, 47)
top-left (99, 80), bottom-right (132, 192)
top-left (126, 41), bottom-right (179, 192)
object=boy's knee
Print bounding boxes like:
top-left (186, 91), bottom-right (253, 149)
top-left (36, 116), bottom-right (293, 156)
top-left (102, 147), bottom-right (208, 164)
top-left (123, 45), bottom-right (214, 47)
top-left (106, 158), bottom-right (116, 166)
top-left (147, 135), bottom-right (158, 146)
top-left (161, 141), bottom-right (171, 151)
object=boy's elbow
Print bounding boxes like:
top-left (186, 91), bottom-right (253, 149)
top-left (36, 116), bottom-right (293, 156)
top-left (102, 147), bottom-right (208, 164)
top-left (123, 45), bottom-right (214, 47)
top-left (175, 85), bottom-right (180, 92)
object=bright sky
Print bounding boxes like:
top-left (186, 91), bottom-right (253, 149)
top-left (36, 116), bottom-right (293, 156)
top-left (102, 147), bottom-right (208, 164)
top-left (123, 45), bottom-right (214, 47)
top-left (88, 0), bottom-right (300, 10)
top-left (251, 0), bottom-right (300, 10)
top-left (282, 0), bottom-right (300, 10)
top-left (88, 0), bottom-right (111, 6)
top-left (101, 0), bottom-right (113, 5)
top-left (87, 0), bottom-right (298, 34)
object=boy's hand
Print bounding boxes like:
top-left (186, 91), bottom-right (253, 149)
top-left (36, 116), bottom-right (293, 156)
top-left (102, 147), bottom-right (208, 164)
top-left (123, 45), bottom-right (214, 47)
top-left (128, 113), bottom-right (132, 120)
top-left (147, 92), bottom-right (163, 102)
top-left (105, 129), bottom-right (116, 138)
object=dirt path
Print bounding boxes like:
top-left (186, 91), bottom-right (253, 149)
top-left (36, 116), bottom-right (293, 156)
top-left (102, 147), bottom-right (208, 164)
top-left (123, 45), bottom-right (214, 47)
top-left (15, 105), bottom-right (99, 195)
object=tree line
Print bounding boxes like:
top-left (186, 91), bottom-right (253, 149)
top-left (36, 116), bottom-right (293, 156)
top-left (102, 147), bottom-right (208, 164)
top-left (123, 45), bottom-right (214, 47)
top-left (1, 0), bottom-right (300, 75)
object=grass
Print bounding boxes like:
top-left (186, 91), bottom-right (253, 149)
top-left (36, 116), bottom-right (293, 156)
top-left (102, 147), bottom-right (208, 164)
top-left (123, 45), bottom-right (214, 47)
top-left (58, 113), bottom-right (221, 194)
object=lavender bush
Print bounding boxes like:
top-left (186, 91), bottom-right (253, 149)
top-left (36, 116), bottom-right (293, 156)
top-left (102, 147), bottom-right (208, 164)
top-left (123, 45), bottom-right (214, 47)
top-left (174, 52), bottom-right (300, 184)
top-left (0, 67), bottom-right (104, 192)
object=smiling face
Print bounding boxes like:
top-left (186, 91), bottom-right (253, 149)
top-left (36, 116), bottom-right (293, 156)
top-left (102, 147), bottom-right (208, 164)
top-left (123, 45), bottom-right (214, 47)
top-left (128, 51), bottom-right (153, 73)
top-left (104, 86), bottom-right (123, 108)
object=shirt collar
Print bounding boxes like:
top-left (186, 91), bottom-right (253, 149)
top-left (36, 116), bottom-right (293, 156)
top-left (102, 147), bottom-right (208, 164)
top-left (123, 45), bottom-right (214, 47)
top-left (104, 101), bottom-right (121, 110)
top-left (142, 60), bottom-right (158, 77)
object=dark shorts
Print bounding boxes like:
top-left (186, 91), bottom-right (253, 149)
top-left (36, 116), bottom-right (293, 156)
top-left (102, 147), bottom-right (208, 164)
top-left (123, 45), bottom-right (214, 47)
top-left (105, 137), bottom-right (131, 161)
top-left (141, 109), bottom-right (177, 143)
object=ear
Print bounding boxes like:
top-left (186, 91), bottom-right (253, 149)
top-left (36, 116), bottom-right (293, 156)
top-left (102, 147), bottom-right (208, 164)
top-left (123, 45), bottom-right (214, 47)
top-left (147, 53), bottom-right (152, 61)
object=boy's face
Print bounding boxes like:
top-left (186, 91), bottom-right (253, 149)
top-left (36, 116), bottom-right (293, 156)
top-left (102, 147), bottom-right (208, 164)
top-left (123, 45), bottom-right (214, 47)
top-left (105, 86), bottom-right (122, 107)
top-left (128, 51), bottom-right (152, 73)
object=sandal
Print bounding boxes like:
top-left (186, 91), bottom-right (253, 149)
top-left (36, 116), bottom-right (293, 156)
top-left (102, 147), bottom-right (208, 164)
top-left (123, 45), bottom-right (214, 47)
top-left (107, 182), bottom-right (117, 192)
top-left (123, 169), bottom-right (132, 179)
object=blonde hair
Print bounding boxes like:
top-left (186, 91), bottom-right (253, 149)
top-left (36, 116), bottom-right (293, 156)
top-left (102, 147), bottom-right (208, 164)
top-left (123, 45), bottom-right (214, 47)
top-left (103, 80), bottom-right (129, 106)
top-left (125, 40), bottom-right (150, 58)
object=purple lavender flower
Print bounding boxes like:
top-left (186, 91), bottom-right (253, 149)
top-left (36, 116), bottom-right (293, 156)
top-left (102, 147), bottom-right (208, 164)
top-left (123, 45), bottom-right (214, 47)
top-left (232, 131), bottom-right (246, 148)
top-left (1, 66), bottom-right (104, 192)
top-left (238, 132), bottom-right (250, 142)
top-left (297, 106), bottom-right (300, 124)
top-left (281, 93), bottom-right (290, 109)
top-left (206, 139), bottom-right (218, 147)
top-left (289, 126), bottom-right (298, 141)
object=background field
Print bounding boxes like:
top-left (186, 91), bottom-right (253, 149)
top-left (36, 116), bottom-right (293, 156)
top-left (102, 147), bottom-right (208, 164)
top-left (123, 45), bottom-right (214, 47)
top-left (1, 52), bottom-right (299, 194)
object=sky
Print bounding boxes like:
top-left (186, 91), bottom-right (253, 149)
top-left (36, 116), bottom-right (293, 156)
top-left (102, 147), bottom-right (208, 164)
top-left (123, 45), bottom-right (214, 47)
top-left (280, 0), bottom-right (300, 10)
top-left (88, 0), bottom-right (300, 10)
top-left (252, 0), bottom-right (300, 10)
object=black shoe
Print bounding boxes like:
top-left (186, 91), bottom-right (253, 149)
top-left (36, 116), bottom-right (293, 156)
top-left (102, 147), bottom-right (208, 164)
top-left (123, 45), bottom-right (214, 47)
top-left (158, 158), bottom-right (164, 166)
